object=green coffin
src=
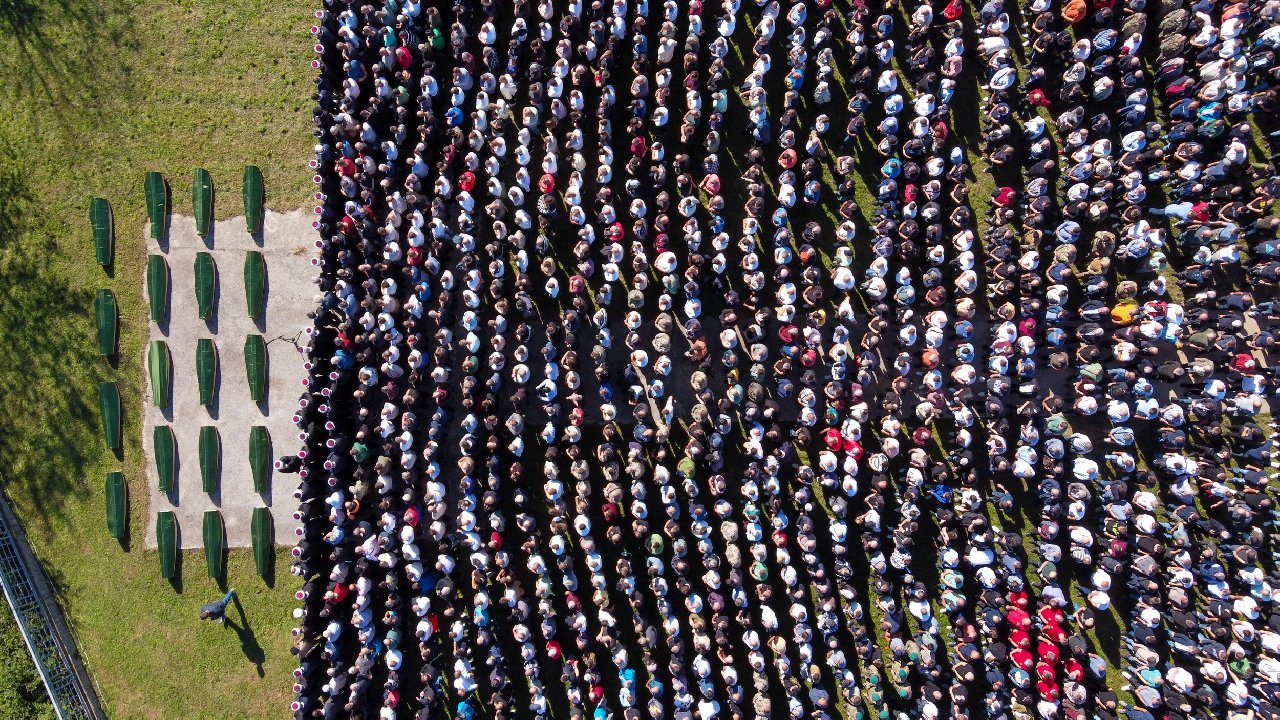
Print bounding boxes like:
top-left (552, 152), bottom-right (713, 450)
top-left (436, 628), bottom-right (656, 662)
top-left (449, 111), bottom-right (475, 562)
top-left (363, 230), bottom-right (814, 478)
top-left (196, 338), bottom-right (217, 407)
top-left (147, 340), bottom-right (171, 409)
top-left (99, 382), bottom-right (121, 451)
top-left (244, 334), bottom-right (266, 403)
top-left (145, 171), bottom-right (167, 240)
top-left (90, 197), bottom-right (113, 267)
top-left (243, 165), bottom-right (264, 235)
top-left (95, 289), bottom-right (117, 357)
top-left (249, 425), bottom-right (270, 493)
top-left (153, 425), bottom-right (175, 493)
top-left (194, 251), bottom-right (216, 320)
top-left (105, 471), bottom-right (126, 540)
top-left (244, 251), bottom-right (265, 321)
top-left (157, 511), bottom-right (177, 580)
top-left (193, 168), bottom-right (213, 237)
top-left (251, 507), bottom-right (272, 578)
top-left (203, 510), bottom-right (224, 579)
top-left (147, 254), bottom-right (169, 324)
top-left (199, 425), bottom-right (220, 494)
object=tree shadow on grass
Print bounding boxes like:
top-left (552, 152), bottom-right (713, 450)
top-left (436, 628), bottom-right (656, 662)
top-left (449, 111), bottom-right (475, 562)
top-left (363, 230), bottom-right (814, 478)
top-left (0, 141), bottom-right (99, 533)
top-left (0, 0), bottom-right (134, 132)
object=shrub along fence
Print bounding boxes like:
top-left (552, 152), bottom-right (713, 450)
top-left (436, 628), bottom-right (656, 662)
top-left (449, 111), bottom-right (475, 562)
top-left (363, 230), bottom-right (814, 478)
top-left (0, 486), bottom-right (105, 720)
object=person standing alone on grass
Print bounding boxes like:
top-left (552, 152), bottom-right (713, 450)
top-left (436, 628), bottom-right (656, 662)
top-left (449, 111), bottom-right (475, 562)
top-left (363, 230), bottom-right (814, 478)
top-left (199, 589), bottom-right (236, 624)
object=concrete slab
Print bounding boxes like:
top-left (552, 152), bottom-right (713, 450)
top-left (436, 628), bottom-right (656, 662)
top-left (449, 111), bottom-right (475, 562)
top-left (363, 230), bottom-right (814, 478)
top-left (141, 210), bottom-right (314, 549)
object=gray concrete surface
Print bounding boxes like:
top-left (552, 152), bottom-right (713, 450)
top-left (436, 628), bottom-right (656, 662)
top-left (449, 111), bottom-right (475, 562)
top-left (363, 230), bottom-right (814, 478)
top-left (142, 210), bottom-right (314, 549)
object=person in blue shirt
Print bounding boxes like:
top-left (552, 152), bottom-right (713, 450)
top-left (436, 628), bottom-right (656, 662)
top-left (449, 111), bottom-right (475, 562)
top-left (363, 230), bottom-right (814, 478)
top-left (199, 589), bottom-right (237, 624)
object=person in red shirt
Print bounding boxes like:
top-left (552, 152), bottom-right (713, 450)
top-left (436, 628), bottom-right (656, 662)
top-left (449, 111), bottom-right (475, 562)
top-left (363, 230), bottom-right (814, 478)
top-left (1010, 627), bottom-right (1032, 649)
top-left (1038, 605), bottom-right (1065, 626)
top-left (1190, 201), bottom-right (1210, 221)
top-left (1009, 607), bottom-right (1032, 630)
top-left (1037, 639), bottom-right (1060, 664)
top-left (931, 121), bottom-right (949, 145)
top-left (328, 581), bottom-right (349, 603)
top-left (1042, 622), bottom-right (1068, 645)
top-left (993, 186), bottom-right (1017, 208)
top-left (823, 428), bottom-right (843, 452)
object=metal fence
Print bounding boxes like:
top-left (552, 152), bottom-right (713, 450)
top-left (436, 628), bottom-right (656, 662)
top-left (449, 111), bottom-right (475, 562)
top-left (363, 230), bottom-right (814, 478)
top-left (0, 492), bottom-right (105, 720)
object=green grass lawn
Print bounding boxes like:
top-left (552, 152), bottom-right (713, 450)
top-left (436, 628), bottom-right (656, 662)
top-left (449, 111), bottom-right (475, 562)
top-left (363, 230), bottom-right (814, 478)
top-left (0, 1), bottom-right (313, 717)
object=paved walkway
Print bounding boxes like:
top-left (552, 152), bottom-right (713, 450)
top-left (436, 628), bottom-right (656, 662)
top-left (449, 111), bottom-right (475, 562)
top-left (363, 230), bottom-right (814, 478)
top-left (141, 210), bottom-right (314, 549)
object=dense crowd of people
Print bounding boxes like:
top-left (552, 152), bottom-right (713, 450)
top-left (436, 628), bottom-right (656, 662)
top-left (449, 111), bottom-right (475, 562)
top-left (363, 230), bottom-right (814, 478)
top-left (285, 0), bottom-right (1280, 717)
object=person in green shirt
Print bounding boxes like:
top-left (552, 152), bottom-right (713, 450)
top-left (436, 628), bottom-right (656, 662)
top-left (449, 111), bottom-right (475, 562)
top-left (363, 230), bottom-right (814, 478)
top-left (1045, 413), bottom-right (1072, 436)
top-left (1228, 648), bottom-right (1251, 680)
top-left (646, 534), bottom-right (664, 555)
top-left (676, 455), bottom-right (696, 478)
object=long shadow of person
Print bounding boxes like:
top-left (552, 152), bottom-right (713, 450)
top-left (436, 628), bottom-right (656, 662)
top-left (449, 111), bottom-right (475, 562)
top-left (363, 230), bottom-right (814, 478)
top-left (224, 593), bottom-right (266, 677)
